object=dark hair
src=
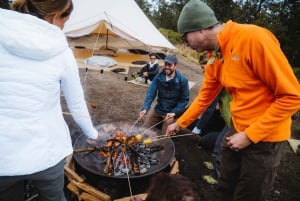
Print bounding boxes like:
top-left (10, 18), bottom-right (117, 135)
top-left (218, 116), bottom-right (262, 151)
top-left (149, 53), bottom-right (157, 58)
top-left (12, 0), bottom-right (73, 20)
top-left (145, 172), bottom-right (200, 201)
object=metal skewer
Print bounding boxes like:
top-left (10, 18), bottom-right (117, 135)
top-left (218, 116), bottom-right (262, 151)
top-left (150, 133), bottom-right (194, 141)
top-left (62, 112), bottom-right (90, 119)
top-left (126, 116), bottom-right (142, 135)
top-left (140, 116), bottom-right (173, 135)
top-left (122, 152), bottom-right (133, 198)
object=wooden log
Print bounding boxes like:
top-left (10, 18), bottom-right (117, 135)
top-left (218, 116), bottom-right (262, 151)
top-left (71, 180), bottom-right (111, 201)
top-left (114, 193), bottom-right (147, 201)
top-left (80, 192), bottom-right (101, 201)
top-left (66, 182), bottom-right (81, 199)
top-left (65, 154), bottom-right (74, 169)
top-left (169, 160), bottom-right (179, 174)
top-left (64, 166), bottom-right (85, 183)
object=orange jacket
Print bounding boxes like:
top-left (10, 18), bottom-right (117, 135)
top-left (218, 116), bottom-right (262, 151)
top-left (178, 20), bottom-right (300, 143)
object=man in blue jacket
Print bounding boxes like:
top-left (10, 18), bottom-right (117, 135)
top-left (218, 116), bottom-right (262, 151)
top-left (139, 55), bottom-right (190, 134)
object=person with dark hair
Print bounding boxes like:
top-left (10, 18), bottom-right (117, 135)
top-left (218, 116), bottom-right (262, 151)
top-left (139, 54), bottom-right (189, 134)
top-left (130, 172), bottom-right (200, 201)
top-left (137, 53), bottom-right (160, 84)
top-left (0, 1), bottom-right (100, 200)
top-left (166, 0), bottom-right (300, 200)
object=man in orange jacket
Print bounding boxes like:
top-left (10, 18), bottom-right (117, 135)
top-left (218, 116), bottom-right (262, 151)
top-left (166, 0), bottom-right (300, 200)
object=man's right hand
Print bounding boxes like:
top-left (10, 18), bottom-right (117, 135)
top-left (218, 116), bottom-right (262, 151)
top-left (166, 122), bottom-right (180, 136)
top-left (143, 72), bottom-right (148, 77)
top-left (139, 109), bottom-right (147, 118)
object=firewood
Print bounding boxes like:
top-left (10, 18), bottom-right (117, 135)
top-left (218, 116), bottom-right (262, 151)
top-left (71, 180), bottom-right (111, 201)
top-left (169, 160), bottom-right (179, 174)
top-left (64, 166), bottom-right (85, 182)
top-left (114, 193), bottom-right (147, 201)
top-left (80, 192), bottom-right (101, 201)
top-left (66, 182), bottom-right (81, 199)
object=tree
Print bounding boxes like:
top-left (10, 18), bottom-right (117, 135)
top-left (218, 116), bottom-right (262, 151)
top-left (0, 0), bottom-right (10, 9)
top-left (136, 0), bottom-right (300, 67)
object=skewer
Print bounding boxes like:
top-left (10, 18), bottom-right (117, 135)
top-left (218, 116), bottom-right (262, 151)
top-left (122, 152), bottom-right (133, 198)
top-left (143, 133), bottom-right (195, 145)
top-left (62, 112), bottom-right (90, 119)
top-left (73, 147), bottom-right (97, 153)
top-left (126, 116), bottom-right (142, 135)
top-left (60, 94), bottom-right (96, 108)
top-left (151, 133), bottom-right (194, 141)
top-left (140, 116), bottom-right (173, 135)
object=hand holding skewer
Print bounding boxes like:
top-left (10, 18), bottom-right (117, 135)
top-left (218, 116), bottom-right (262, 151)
top-left (164, 113), bottom-right (175, 124)
top-left (166, 122), bottom-right (181, 136)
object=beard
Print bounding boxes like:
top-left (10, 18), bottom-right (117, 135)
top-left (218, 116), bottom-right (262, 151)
top-left (165, 68), bottom-right (175, 76)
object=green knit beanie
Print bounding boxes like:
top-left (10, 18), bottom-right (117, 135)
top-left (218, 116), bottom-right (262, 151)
top-left (177, 0), bottom-right (218, 34)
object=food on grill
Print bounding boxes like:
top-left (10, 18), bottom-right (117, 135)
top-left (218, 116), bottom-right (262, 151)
top-left (97, 132), bottom-right (163, 176)
top-left (143, 138), bottom-right (152, 145)
top-left (135, 134), bottom-right (142, 142)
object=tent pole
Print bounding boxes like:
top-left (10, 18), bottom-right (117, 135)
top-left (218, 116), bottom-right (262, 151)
top-left (106, 29), bottom-right (108, 49)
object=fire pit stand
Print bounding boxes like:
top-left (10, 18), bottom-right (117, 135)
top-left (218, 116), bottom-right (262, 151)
top-left (64, 154), bottom-right (179, 201)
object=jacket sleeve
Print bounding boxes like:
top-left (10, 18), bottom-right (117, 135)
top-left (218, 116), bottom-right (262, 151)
top-left (60, 49), bottom-right (98, 139)
top-left (148, 63), bottom-right (160, 76)
top-left (177, 65), bottom-right (223, 128)
top-left (171, 77), bottom-right (190, 117)
top-left (142, 76), bottom-right (158, 111)
top-left (243, 29), bottom-right (300, 143)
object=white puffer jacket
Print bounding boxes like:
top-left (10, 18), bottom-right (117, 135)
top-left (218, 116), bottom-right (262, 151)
top-left (0, 9), bottom-right (98, 176)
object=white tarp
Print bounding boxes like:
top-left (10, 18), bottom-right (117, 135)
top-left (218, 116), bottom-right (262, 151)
top-left (83, 56), bottom-right (117, 67)
top-left (63, 0), bottom-right (175, 49)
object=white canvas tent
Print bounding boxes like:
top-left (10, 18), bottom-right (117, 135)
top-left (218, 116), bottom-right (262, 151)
top-left (63, 0), bottom-right (175, 49)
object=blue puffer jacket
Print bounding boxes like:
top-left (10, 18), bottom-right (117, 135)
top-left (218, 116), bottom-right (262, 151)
top-left (142, 69), bottom-right (190, 117)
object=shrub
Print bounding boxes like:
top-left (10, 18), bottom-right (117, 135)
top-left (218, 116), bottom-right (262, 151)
top-left (159, 28), bottom-right (182, 45)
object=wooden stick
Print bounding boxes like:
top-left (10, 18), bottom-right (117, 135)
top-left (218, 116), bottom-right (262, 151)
top-left (151, 133), bottom-right (194, 141)
top-left (126, 116), bottom-right (142, 134)
top-left (71, 180), bottom-right (111, 201)
top-left (141, 116), bottom-right (172, 135)
top-left (62, 112), bottom-right (90, 119)
top-left (73, 147), bottom-right (97, 153)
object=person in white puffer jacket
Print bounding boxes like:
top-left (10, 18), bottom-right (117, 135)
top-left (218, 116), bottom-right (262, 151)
top-left (0, 1), bottom-right (99, 200)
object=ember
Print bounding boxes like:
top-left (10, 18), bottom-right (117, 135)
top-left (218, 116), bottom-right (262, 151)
top-left (98, 131), bottom-right (163, 176)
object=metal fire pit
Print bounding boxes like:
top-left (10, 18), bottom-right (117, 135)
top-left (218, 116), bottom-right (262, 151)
top-left (73, 121), bottom-right (175, 179)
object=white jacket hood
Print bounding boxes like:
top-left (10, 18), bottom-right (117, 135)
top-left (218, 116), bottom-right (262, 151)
top-left (0, 8), bottom-right (68, 60)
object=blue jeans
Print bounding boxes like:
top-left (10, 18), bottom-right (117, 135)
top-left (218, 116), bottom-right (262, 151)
top-left (0, 159), bottom-right (66, 201)
top-left (213, 126), bottom-right (228, 178)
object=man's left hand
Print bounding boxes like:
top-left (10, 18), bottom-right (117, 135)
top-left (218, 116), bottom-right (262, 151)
top-left (226, 131), bottom-right (252, 151)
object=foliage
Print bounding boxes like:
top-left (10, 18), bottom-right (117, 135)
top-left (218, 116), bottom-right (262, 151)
top-left (135, 0), bottom-right (300, 67)
top-left (173, 44), bottom-right (201, 63)
top-left (159, 28), bottom-right (182, 45)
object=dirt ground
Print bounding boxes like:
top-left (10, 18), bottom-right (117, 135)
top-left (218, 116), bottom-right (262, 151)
top-left (63, 52), bottom-right (300, 201)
